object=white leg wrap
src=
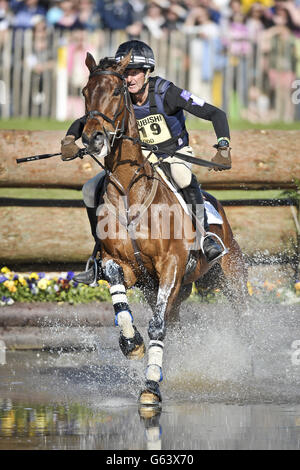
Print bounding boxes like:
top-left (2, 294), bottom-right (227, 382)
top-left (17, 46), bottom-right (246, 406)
top-left (111, 293), bottom-right (128, 304)
top-left (146, 427), bottom-right (162, 451)
top-left (116, 310), bottom-right (135, 339)
top-left (110, 284), bottom-right (128, 305)
top-left (146, 341), bottom-right (164, 382)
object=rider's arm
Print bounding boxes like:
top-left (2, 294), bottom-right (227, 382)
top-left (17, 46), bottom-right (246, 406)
top-left (163, 83), bottom-right (230, 143)
top-left (66, 116), bottom-right (87, 140)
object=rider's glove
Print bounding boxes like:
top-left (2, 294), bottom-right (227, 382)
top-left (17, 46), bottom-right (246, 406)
top-left (61, 135), bottom-right (81, 161)
top-left (210, 138), bottom-right (231, 171)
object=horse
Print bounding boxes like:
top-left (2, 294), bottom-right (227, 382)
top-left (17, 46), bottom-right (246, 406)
top-left (80, 51), bottom-right (249, 407)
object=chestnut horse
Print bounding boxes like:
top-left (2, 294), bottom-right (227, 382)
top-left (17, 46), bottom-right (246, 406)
top-left (81, 51), bottom-right (249, 407)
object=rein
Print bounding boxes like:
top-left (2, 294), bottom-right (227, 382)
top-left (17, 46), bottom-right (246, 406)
top-left (85, 67), bottom-right (157, 199)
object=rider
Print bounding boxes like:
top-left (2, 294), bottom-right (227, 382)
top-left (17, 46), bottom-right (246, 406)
top-left (61, 40), bottom-right (232, 285)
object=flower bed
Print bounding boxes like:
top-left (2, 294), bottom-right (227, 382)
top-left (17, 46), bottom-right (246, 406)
top-left (0, 266), bottom-right (112, 306)
top-left (0, 267), bottom-right (299, 306)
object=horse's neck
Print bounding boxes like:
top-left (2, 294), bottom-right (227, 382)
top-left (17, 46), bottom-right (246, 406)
top-left (105, 111), bottom-right (153, 203)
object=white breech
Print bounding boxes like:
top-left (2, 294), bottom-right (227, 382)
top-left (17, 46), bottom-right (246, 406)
top-left (142, 145), bottom-right (194, 189)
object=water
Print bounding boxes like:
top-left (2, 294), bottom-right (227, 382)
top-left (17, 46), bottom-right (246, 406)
top-left (0, 302), bottom-right (300, 450)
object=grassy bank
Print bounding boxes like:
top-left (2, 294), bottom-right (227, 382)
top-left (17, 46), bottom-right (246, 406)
top-left (0, 187), bottom-right (287, 201)
top-left (0, 118), bottom-right (299, 131)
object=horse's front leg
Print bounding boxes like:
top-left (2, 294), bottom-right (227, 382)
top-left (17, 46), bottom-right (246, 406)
top-left (139, 261), bottom-right (183, 407)
top-left (104, 259), bottom-right (145, 360)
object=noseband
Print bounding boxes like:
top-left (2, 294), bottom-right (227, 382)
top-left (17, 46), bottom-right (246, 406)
top-left (85, 69), bottom-right (131, 144)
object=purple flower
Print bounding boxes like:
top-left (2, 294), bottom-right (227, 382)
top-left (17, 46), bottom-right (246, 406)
top-left (67, 271), bottom-right (75, 281)
top-left (1, 296), bottom-right (13, 305)
top-left (0, 276), bottom-right (7, 283)
top-left (30, 285), bottom-right (38, 295)
top-left (38, 272), bottom-right (45, 279)
top-left (13, 274), bottom-right (19, 281)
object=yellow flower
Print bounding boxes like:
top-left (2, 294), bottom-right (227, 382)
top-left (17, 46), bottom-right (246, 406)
top-left (4, 280), bottom-right (17, 293)
top-left (97, 279), bottom-right (109, 287)
top-left (247, 281), bottom-right (253, 296)
top-left (29, 272), bottom-right (39, 280)
top-left (18, 276), bottom-right (27, 286)
top-left (37, 278), bottom-right (49, 290)
top-left (295, 282), bottom-right (300, 292)
top-left (1, 267), bottom-right (11, 274)
top-left (191, 283), bottom-right (198, 295)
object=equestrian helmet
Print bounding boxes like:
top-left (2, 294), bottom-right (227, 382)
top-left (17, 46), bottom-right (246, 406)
top-left (115, 40), bottom-right (155, 72)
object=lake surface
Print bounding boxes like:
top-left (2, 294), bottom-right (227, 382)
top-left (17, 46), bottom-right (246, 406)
top-left (1, 302), bottom-right (300, 450)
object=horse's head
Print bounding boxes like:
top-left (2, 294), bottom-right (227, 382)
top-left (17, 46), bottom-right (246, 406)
top-left (81, 51), bottom-right (132, 157)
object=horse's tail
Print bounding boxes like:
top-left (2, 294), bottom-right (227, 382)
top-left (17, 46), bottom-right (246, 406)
top-left (216, 199), bottom-right (250, 308)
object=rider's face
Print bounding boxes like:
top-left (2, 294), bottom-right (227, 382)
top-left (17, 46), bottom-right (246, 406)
top-left (124, 68), bottom-right (146, 94)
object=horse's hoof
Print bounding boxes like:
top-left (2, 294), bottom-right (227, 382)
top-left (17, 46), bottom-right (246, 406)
top-left (128, 342), bottom-right (146, 360)
top-left (139, 380), bottom-right (162, 406)
top-left (119, 326), bottom-right (145, 360)
top-left (139, 390), bottom-right (160, 406)
top-left (138, 404), bottom-right (161, 420)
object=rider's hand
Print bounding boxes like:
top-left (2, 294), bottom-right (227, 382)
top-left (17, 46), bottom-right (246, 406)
top-left (210, 139), bottom-right (231, 171)
top-left (61, 135), bottom-right (81, 161)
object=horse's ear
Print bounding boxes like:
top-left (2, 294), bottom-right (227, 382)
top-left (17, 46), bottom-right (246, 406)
top-left (116, 50), bottom-right (132, 75)
top-left (85, 52), bottom-right (96, 73)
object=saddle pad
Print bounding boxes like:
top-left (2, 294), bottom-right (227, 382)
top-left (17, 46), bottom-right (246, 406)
top-left (204, 200), bottom-right (223, 225)
top-left (155, 167), bottom-right (223, 225)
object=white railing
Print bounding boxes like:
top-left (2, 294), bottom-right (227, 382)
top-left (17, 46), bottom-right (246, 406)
top-left (0, 28), bottom-right (298, 121)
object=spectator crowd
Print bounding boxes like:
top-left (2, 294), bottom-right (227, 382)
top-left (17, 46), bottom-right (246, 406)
top-left (0, 0), bottom-right (298, 38)
top-left (0, 0), bottom-right (299, 121)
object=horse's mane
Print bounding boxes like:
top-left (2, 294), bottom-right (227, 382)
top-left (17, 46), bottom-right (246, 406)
top-left (97, 57), bottom-right (118, 71)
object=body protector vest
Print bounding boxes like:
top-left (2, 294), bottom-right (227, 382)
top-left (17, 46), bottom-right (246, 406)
top-left (133, 77), bottom-right (189, 156)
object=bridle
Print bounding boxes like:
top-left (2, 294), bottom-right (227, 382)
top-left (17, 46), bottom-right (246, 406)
top-left (85, 69), bottom-right (132, 147)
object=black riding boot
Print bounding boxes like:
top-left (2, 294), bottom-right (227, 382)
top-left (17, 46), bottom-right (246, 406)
top-left (181, 175), bottom-right (223, 262)
top-left (73, 207), bottom-right (103, 285)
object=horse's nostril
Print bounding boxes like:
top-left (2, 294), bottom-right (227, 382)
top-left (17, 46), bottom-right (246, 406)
top-left (81, 133), bottom-right (90, 147)
top-left (93, 131), bottom-right (104, 142)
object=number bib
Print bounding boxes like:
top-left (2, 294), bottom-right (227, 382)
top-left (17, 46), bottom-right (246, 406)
top-left (137, 113), bottom-right (172, 145)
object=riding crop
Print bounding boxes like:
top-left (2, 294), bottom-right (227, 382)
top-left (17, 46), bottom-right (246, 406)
top-left (16, 148), bottom-right (87, 164)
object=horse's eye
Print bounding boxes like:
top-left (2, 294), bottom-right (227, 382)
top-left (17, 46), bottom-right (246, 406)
top-left (113, 88), bottom-right (121, 96)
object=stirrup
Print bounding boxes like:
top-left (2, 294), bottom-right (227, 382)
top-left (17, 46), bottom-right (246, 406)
top-left (200, 231), bottom-right (228, 264)
top-left (85, 256), bottom-right (99, 287)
